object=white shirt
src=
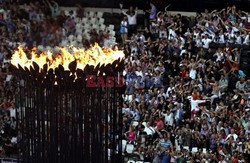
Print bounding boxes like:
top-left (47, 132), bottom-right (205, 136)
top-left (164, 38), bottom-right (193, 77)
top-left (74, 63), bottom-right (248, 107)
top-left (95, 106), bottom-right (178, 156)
top-left (215, 52), bottom-right (224, 62)
top-left (189, 69), bottom-right (197, 80)
top-left (188, 96), bottom-right (206, 111)
top-left (243, 34), bottom-right (249, 45)
top-left (5, 74), bottom-right (12, 82)
top-left (122, 107), bottom-right (131, 114)
top-left (162, 113), bottom-right (174, 126)
top-left (232, 27), bottom-right (239, 34)
top-left (0, 9), bottom-right (10, 20)
top-left (121, 20), bottom-right (128, 33)
top-left (184, 31), bottom-right (191, 37)
top-left (175, 109), bottom-right (180, 120)
top-left (144, 126), bottom-right (155, 135)
top-left (180, 37), bottom-right (185, 47)
top-left (236, 35), bottom-right (242, 44)
top-left (195, 39), bottom-right (202, 47)
top-left (193, 31), bottom-right (200, 39)
top-left (10, 108), bottom-right (16, 118)
top-left (135, 35), bottom-right (145, 43)
top-left (229, 33), bottom-right (235, 43)
top-left (168, 29), bottom-right (176, 40)
top-left (202, 38), bottom-right (212, 49)
top-left (122, 11), bottom-right (137, 25)
top-left (135, 70), bottom-right (143, 77)
top-left (166, 87), bottom-right (175, 98)
top-left (159, 29), bottom-right (167, 38)
top-left (218, 34), bottom-right (225, 43)
top-left (226, 133), bottom-right (238, 141)
top-left (157, 92), bottom-right (166, 99)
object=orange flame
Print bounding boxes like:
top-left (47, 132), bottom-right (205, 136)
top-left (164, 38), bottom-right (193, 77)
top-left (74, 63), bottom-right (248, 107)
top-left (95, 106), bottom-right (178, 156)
top-left (11, 43), bottom-right (124, 72)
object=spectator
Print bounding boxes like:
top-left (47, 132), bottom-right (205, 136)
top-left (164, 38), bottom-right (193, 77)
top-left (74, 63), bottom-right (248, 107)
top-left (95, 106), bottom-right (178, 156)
top-left (147, 1), bottom-right (157, 21)
top-left (120, 15), bottom-right (128, 45)
top-left (122, 7), bottom-right (138, 36)
top-left (45, 0), bottom-right (59, 17)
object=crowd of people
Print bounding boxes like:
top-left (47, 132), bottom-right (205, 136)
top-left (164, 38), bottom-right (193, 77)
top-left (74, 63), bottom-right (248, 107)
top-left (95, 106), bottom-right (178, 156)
top-left (121, 2), bottom-right (250, 163)
top-left (0, 0), bottom-right (249, 162)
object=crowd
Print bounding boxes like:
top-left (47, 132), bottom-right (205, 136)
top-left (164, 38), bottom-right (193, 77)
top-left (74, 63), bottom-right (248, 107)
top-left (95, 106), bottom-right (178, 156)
top-left (121, 2), bottom-right (250, 163)
top-left (0, 0), bottom-right (249, 162)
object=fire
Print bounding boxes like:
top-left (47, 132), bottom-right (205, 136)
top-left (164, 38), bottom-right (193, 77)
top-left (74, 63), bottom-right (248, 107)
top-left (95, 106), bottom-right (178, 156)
top-left (11, 43), bottom-right (124, 72)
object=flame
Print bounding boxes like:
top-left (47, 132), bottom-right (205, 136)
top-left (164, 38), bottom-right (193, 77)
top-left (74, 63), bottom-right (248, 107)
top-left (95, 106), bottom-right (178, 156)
top-left (11, 43), bottom-right (124, 72)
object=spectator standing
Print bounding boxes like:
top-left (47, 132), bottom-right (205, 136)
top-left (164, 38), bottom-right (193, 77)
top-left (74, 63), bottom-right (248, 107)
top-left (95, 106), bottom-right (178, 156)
top-left (45, 0), bottom-right (59, 17)
top-left (147, 1), bottom-right (157, 21)
top-left (120, 15), bottom-right (128, 45)
top-left (122, 7), bottom-right (138, 37)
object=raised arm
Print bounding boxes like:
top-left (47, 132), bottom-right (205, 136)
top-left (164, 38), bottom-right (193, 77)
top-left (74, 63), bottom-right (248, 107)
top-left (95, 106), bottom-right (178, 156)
top-left (196, 99), bottom-right (207, 104)
top-left (207, 29), bottom-right (216, 41)
top-left (167, 23), bottom-right (175, 29)
top-left (157, 11), bottom-right (162, 18)
top-left (219, 8), bottom-right (225, 13)
top-left (227, 7), bottom-right (232, 14)
top-left (241, 11), bottom-right (249, 15)
top-left (46, 0), bottom-right (53, 9)
top-left (211, 9), bottom-right (217, 14)
top-left (52, 1), bottom-right (59, 9)
top-left (241, 27), bottom-right (250, 32)
top-left (122, 10), bottom-right (129, 17)
top-left (219, 17), bottom-right (228, 28)
top-left (135, 7), bottom-right (138, 16)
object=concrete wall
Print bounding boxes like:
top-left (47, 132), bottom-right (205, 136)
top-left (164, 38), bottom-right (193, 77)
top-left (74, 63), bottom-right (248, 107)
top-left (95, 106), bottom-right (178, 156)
top-left (60, 7), bottom-right (197, 17)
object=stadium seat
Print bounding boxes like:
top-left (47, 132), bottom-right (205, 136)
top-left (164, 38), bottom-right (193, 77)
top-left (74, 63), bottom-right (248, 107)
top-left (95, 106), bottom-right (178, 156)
top-left (53, 46), bottom-right (61, 54)
top-left (45, 46), bottom-right (52, 52)
top-left (68, 35), bottom-right (74, 42)
top-left (132, 121), bottom-right (138, 127)
top-left (126, 144), bottom-right (134, 154)
top-left (98, 18), bottom-right (105, 25)
top-left (84, 29), bottom-right (90, 34)
top-left (60, 40), bottom-right (68, 47)
top-left (75, 23), bottom-right (82, 30)
top-left (122, 139), bottom-right (127, 153)
top-left (64, 10), bottom-right (70, 16)
top-left (88, 11), bottom-right (95, 18)
top-left (76, 35), bottom-right (82, 42)
top-left (84, 23), bottom-right (91, 29)
top-left (75, 28), bottom-right (83, 35)
top-left (107, 24), bottom-right (115, 31)
top-left (37, 45), bottom-right (44, 51)
top-left (89, 18), bottom-right (97, 25)
top-left (74, 17), bottom-right (80, 23)
top-left (70, 10), bottom-right (77, 18)
top-left (92, 24), bottom-right (98, 29)
top-left (99, 24), bottom-right (106, 31)
top-left (96, 11), bottom-right (103, 18)
top-left (81, 17), bottom-right (88, 25)
top-left (78, 44), bottom-right (84, 48)
top-left (70, 40), bottom-right (77, 47)
top-left (109, 30), bottom-right (116, 37)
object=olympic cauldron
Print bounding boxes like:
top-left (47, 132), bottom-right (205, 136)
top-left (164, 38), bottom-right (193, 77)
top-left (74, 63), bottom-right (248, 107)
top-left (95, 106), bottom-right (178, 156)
top-left (11, 44), bottom-right (124, 163)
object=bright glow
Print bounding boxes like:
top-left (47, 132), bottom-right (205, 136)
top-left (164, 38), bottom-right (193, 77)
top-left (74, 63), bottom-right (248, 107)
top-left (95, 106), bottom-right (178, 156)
top-left (11, 43), bottom-right (124, 72)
